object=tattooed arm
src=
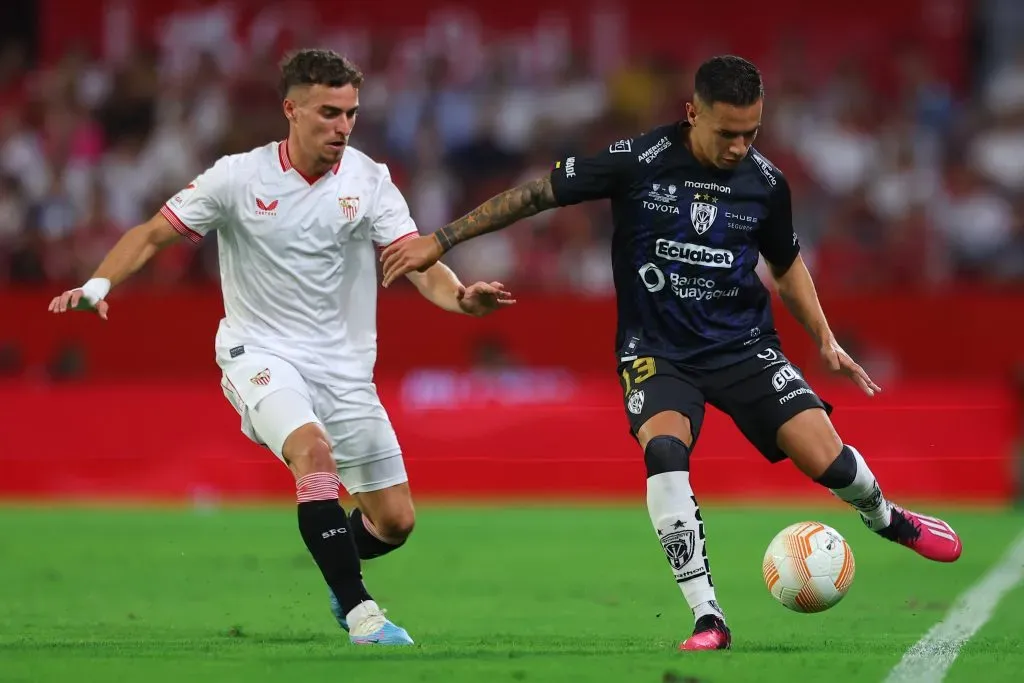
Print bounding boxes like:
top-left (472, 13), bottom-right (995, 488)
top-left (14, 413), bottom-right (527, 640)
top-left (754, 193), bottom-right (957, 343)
top-left (379, 175), bottom-right (558, 286)
top-left (379, 144), bottom-right (626, 287)
top-left (433, 175), bottom-right (558, 254)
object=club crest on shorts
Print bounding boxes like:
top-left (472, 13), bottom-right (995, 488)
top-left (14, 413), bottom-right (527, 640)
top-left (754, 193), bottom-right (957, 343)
top-left (339, 196), bottom-right (360, 221)
top-left (627, 388), bottom-right (645, 415)
top-left (660, 520), bottom-right (695, 571)
top-left (690, 201), bottom-right (718, 235)
top-left (250, 368), bottom-right (271, 386)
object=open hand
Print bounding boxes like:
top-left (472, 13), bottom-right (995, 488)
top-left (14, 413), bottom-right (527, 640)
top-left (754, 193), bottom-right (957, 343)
top-left (456, 281), bottom-right (516, 317)
top-left (820, 338), bottom-right (880, 397)
top-left (47, 288), bottom-right (109, 320)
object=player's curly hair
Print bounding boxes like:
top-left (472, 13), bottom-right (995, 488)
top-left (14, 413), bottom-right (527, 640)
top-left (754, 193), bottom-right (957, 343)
top-left (278, 49), bottom-right (364, 99)
top-left (694, 55), bottom-right (763, 107)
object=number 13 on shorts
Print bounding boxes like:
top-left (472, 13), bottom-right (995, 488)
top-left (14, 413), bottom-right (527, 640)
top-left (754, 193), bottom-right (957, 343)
top-left (621, 357), bottom-right (657, 395)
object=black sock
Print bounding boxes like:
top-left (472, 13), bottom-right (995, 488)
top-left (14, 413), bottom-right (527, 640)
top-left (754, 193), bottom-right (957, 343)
top-left (350, 508), bottom-right (406, 559)
top-left (813, 445), bottom-right (858, 489)
top-left (296, 472), bottom-right (372, 614)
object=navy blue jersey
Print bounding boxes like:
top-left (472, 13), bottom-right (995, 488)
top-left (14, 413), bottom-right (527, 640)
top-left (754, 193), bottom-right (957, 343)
top-left (549, 121), bottom-right (799, 370)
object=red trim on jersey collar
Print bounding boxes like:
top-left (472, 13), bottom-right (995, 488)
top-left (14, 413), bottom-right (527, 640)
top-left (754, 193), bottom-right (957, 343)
top-left (278, 139), bottom-right (342, 185)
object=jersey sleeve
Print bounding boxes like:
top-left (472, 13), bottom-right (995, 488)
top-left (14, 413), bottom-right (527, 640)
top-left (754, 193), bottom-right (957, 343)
top-left (370, 166), bottom-right (419, 249)
top-left (755, 173), bottom-right (801, 271)
top-left (549, 137), bottom-right (635, 206)
top-left (159, 156), bottom-right (232, 244)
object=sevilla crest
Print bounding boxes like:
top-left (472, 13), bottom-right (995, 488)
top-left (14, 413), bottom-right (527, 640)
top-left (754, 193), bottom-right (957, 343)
top-left (339, 196), bottom-right (360, 220)
top-left (250, 369), bottom-right (271, 386)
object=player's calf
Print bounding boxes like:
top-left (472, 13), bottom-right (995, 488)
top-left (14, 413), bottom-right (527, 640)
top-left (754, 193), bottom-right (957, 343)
top-left (328, 504), bottom-right (414, 631)
top-left (349, 507), bottom-right (414, 559)
top-left (777, 410), bottom-right (894, 530)
top-left (641, 420), bottom-right (726, 631)
top-left (815, 445), bottom-right (962, 562)
top-left (349, 483), bottom-right (416, 559)
top-left (812, 444), bottom-right (893, 529)
top-left (327, 481), bottom-right (416, 634)
top-left (284, 426), bottom-right (386, 632)
top-left (780, 416), bottom-right (963, 564)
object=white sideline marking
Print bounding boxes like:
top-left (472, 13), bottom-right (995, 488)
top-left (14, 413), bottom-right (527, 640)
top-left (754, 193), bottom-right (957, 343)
top-left (883, 530), bottom-right (1024, 683)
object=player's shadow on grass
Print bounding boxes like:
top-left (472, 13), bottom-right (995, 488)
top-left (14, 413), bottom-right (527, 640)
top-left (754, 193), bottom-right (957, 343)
top-left (242, 633), bottom-right (821, 657)
top-left (736, 642), bottom-right (825, 653)
top-left (299, 642), bottom-right (710, 661)
top-left (4, 635), bottom-right (821, 658)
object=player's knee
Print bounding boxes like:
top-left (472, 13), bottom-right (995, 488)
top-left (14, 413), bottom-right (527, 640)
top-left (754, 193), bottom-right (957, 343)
top-left (282, 425), bottom-right (334, 477)
top-left (644, 435), bottom-right (691, 476)
top-left (813, 444), bottom-right (859, 489)
top-left (373, 506), bottom-right (416, 542)
top-left (638, 411), bottom-right (694, 449)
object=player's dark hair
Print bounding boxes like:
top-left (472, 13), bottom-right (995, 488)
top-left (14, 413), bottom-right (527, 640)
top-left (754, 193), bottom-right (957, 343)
top-left (694, 55), bottom-right (763, 107)
top-left (278, 49), bottom-right (364, 99)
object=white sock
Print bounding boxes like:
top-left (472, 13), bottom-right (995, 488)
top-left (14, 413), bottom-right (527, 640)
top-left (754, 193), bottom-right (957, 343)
top-left (647, 471), bottom-right (723, 622)
top-left (345, 599), bottom-right (380, 628)
top-left (693, 600), bottom-right (725, 621)
top-left (831, 446), bottom-right (892, 531)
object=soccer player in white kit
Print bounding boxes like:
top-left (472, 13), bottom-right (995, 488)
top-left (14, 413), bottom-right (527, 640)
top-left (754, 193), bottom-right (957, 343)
top-left (47, 49), bottom-right (515, 646)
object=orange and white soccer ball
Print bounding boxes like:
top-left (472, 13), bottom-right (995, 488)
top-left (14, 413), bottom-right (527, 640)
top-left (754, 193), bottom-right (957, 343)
top-left (762, 521), bottom-right (855, 613)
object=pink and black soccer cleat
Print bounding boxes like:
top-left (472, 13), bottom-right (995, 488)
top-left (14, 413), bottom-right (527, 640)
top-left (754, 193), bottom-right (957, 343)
top-left (875, 505), bottom-right (962, 563)
top-left (679, 615), bottom-right (732, 651)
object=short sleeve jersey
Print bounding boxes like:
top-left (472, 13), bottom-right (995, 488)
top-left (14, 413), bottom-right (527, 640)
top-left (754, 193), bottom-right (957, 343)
top-left (548, 122), bottom-right (799, 369)
top-left (161, 140), bottom-right (419, 381)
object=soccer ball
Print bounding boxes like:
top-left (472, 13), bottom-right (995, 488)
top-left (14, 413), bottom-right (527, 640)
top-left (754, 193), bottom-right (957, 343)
top-left (762, 521), bottom-right (855, 613)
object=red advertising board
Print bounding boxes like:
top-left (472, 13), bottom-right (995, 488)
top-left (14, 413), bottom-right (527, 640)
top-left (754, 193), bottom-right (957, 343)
top-left (0, 376), bottom-right (1016, 503)
top-left (4, 288), bottom-right (1022, 380)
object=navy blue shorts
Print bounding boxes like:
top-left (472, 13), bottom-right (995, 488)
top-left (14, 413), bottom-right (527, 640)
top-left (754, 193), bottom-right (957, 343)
top-left (617, 344), bottom-right (832, 463)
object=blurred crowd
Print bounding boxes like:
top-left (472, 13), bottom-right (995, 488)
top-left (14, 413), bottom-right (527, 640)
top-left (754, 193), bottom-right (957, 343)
top-left (1, 3), bottom-right (1023, 295)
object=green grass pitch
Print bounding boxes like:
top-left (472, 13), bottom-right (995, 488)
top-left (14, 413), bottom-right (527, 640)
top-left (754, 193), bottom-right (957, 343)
top-left (1, 504), bottom-right (1022, 682)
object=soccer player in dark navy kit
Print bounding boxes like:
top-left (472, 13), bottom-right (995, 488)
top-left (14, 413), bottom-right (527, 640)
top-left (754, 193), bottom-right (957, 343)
top-left (380, 56), bottom-right (963, 651)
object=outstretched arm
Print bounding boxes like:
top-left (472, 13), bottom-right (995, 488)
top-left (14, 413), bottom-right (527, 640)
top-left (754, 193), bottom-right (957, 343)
top-left (757, 172), bottom-right (880, 396)
top-left (380, 175), bottom-right (557, 287)
top-left (434, 175), bottom-right (557, 253)
top-left (380, 137), bottom-right (632, 286)
top-left (49, 157), bottom-right (229, 319)
top-left (769, 254), bottom-right (878, 397)
top-left (47, 212), bottom-right (184, 319)
top-left (92, 213), bottom-right (183, 287)
top-left (405, 261), bottom-right (515, 317)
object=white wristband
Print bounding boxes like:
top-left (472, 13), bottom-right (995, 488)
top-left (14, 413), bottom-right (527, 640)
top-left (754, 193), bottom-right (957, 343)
top-left (80, 278), bottom-right (111, 305)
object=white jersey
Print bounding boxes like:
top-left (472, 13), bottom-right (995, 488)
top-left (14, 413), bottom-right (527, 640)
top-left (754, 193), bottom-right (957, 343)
top-left (160, 140), bottom-right (418, 382)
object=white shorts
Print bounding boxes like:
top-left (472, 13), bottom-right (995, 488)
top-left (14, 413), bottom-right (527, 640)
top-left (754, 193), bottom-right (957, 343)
top-left (218, 348), bottom-right (407, 495)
